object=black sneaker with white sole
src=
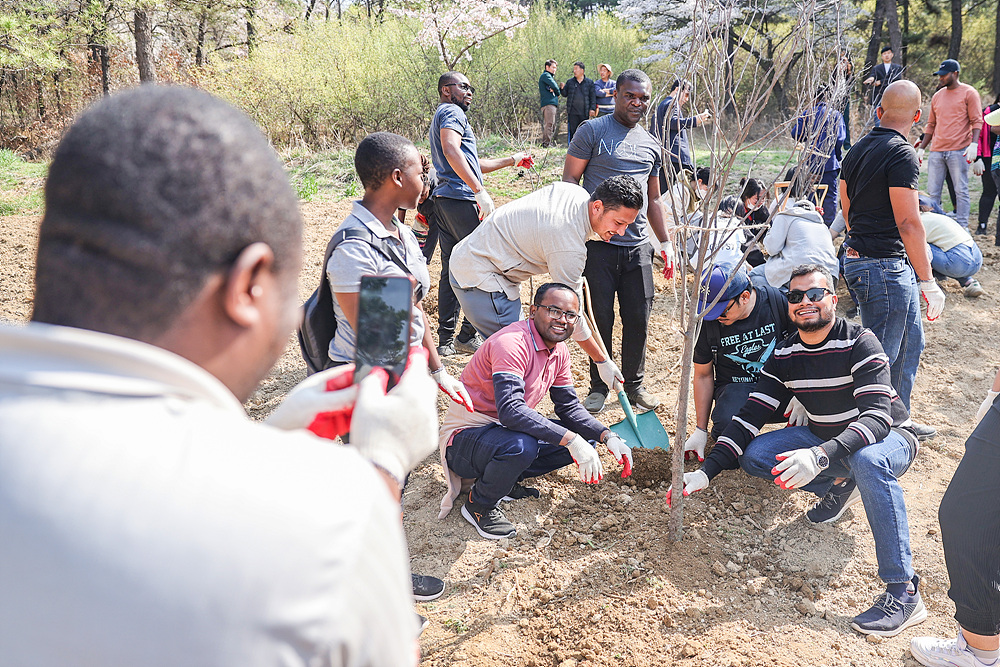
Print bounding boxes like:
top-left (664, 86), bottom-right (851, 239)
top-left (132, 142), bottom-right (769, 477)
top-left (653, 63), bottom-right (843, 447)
top-left (851, 576), bottom-right (927, 637)
top-left (461, 498), bottom-right (516, 540)
top-left (911, 422), bottom-right (937, 441)
top-left (412, 573), bottom-right (445, 601)
top-left (501, 483), bottom-right (541, 502)
top-left (806, 478), bottom-right (861, 524)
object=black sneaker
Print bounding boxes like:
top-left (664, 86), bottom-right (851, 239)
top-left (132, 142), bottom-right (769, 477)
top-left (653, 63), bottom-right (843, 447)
top-left (412, 573), bottom-right (445, 601)
top-left (501, 483), bottom-right (541, 502)
top-left (436, 341), bottom-right (456, 357)
top-left (977, 223), bottom-right (989, 236)
top-left (851, 576), bottom-right (928, 637)
top-left (806, 479), bottom-right (861, 524)
top-left (911, 422), bottom-right (937, 442)
top-left (461, 498), bottom-right (516, 540)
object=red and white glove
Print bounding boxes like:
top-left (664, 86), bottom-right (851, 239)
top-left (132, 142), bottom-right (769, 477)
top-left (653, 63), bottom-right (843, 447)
top-left (474, 188), bottom-right (495, 220)
top-left (784, 397), bottom-right (808, 426)
top-left (265, 364), bottom-right (358, 439)
top-left (919, 279), bottom-right (946, 321)
top-left (973, 160), bottom-right (986, 176)
top-left (596, 358), bottom-right (624, 393)
top-left (660, 240), bottom-right (675, 279)
top-left (684, 427), bottom-right (708, 461)
top-left (964, 142), bottom-right (978, 163)
top-left (772, 449), bottom-right (822, 489)
top-left (567, 435), bottom-right (603, 484)
top-left (348, 350), bottom-right (439, 485)
top-left (666, 470), bottom-right (709, 507)
top-left (916, 148), bottom-right (925, 165)
top-left (432, 367), bottom-right (474, 412)
top-left (605, 433), bottom-right (633, 478)
top-left (513, 152), bottom-right (535, 169)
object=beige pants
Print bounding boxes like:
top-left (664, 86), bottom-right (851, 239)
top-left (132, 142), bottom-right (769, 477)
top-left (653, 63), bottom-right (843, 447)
top-left (541, 104), bottom-right (558, 146)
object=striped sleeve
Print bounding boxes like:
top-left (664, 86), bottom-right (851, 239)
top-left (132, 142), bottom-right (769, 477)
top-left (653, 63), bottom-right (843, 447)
top-left (701, 358), bottom-right (791, 480)
top-left (820, 331), bottom-right (894, 460)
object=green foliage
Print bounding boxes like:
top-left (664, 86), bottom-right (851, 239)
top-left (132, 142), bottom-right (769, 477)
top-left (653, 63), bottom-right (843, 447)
top-left (0, 4), bottom-right (75, 73)
top-left (443, 618), bottom-right (469, 633)
top-left (199, 5), bottom-right (643, 147)
top-left (0, 149), bottom-right (46, 215)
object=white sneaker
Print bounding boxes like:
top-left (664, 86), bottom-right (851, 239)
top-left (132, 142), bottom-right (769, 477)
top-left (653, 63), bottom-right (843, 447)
top-left (911, 632), bottom-right (998, 667)
top-left (964, 279), bottom-right (985, 298)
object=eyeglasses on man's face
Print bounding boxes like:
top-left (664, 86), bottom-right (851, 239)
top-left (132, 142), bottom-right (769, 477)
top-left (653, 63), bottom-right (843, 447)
top-left (535, 304), bottom-right (579, 323)
top-left (446, 82), bottom-right (475, 94)
top-left (787, 287), bottom-right (833, 304)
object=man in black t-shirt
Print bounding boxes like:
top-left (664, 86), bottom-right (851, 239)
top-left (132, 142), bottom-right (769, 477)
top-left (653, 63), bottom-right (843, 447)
top-left (684, 264), bottom-right (799, 461)
top-left (840, 80), bottom-right (944, 441)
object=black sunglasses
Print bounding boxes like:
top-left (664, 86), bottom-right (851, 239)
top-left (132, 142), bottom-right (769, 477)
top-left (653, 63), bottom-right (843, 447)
top-left (534, 304), bottom-right (579, 323)
top-left (445, 82), bottom-right (475, 94)
top-left (787, 287), bottom-right (833, 304)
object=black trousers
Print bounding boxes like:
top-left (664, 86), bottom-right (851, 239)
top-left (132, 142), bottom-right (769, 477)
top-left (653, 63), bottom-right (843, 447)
top-left (980, 166), bottom-right (999, 226)
top-left (567, 113), bottom-right (587, 144)
top-left (939, 395), bottom-right (1000, 636)
top-left (434, 196), bottom-right (480, 345)
top-left (584, 240), bottom-right (655, 394)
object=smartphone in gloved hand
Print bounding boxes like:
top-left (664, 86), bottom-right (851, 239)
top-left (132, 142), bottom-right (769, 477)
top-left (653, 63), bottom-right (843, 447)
top-left (354, 275), bottom-right (413, 389)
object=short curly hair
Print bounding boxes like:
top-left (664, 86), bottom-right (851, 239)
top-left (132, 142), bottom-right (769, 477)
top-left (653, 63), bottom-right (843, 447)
top-left (355, 132), bottom-right (417, 192)
top-left (590, 175), bottom-right (644, 211)
top-left (33, 86), bottom-right (301, 342)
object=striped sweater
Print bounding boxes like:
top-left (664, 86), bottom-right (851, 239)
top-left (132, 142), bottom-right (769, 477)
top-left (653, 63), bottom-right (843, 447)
top-left (702, 319), bottom-right (914, 480)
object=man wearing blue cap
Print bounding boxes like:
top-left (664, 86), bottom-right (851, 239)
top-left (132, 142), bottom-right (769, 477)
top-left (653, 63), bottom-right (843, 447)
top-left (916, 59), bottom-right (983, 229)
top-left (684, 263), bottom-right (798, 462)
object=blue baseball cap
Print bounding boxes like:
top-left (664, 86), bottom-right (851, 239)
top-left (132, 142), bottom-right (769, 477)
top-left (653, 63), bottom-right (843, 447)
top-left (698, 264), bottom-right (751, 320)
top-left (934, 59), bottom-right (960, 75)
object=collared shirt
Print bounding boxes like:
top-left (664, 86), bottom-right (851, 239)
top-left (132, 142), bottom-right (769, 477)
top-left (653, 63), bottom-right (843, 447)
top-left (449, 182), bottom-right (595, 340)
top-left (460, 319), bottom-right (569, 418)
top-left (327, 201), bottom-right (431, 363)
top-left (0, 322), bottom-right (417, 667)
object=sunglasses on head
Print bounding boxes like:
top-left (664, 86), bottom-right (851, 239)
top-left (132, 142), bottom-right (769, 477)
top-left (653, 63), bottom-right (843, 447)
top-left (787, 287), bottom-right (833, 304)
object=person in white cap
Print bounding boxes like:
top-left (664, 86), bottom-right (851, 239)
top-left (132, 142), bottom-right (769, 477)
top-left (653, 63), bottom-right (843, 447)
top-left (915, 59), bottom-right (984, 229)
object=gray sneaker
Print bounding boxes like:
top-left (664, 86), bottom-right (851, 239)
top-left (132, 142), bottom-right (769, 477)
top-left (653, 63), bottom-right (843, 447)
top-left (911, 422), bottom-right (937, 442)
top-left (627, 386), bottom-right (661, 411)
top-left (436, 341), bottom-right (456, 357)
top-left (455, 333), bottom-right (484, 354)
top-left (583, 391), bottom-right (607, 414)
top-left (963, 279), bottom-right (985, 298)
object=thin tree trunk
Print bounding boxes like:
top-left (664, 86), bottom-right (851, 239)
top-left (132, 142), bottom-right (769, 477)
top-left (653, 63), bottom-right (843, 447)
top-left (246, 0), bottom-right (257, 55)
top-left (865, 0), bottom-right (886, 102)
top-left (36, 79), bottom-right (45, 119)
top-left (901, 0), bottom-right (909, 67)
top-left (669, 318), bottom-right (697, 541)
top-left (195, 9), bottom-right (207, 67)
top-left (948, 0), bottom-right (962, 60)
top-left (134, 8), bottom-right (157, 83)
top-left (885, 0), bottom-right (902, 57)
top-left (305, 0), bottom-right (317, 21)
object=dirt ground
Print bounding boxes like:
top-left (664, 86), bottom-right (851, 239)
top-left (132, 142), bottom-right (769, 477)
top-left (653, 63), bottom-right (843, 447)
top-left (4, 194), bottom-right (999, 667)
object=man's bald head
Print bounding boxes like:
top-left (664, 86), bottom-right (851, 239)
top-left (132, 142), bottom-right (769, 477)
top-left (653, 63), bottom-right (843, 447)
top-left (878, 80), bottom-right (922, 125)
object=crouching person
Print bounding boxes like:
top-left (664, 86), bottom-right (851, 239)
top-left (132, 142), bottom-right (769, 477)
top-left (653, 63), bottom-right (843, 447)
top-left (670, 264), bottom-right (925, 637)
top-left (438, 283), bottom-right (633, 539)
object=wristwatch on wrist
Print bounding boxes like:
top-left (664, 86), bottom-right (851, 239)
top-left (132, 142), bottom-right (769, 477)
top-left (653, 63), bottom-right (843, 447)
top-left (810, 446), bottom-right (830, 470)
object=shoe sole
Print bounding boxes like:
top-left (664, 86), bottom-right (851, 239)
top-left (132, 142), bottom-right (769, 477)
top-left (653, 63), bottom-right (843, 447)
top-left (851, 598), bottom-right (928, 637)
top-left (808, 487), bottom-right (862, 524)
top-left (965, 288), bottom-right (984, 298)
top-left (915, 429), bottom-right (937, 442)
top-left (413, 589), bottom-right (444, 602)
top-left (454, 342), bottom-right (480, 354)
top-left (909, 639), bottom-right (974, 667)
top-left (461, 504), bottom-right (516, 540)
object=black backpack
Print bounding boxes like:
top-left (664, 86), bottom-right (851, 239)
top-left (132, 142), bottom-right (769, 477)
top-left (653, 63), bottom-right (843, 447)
top-left (298, 227), bottom-right (422, 375)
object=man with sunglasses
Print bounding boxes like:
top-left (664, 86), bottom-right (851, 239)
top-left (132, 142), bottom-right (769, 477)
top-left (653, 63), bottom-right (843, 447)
top-left (684, 263), bottom-right (798, 462)
top-left (672, 263), bottom-right (924, 638)
top-left (436, 283), bottom-right (633, 539)
top-left (429, 71), bottom-right (527, 357)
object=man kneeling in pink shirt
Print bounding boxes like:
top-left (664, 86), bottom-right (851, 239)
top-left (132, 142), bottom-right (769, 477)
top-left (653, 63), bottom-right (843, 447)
top-left (437, 283), bottom-right (633, 539)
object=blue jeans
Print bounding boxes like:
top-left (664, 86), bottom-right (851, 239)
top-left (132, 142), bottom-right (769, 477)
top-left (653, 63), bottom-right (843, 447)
top-left (930, 242), bottom-right (982, 284)
top-left (709, 381), bottom-right (790, 440)
top-left (450, 274), bottom-right (523, 339)
top-left (740, 426), bottom-right (916, 584)
top-left (446, 421), bottom-right (575, 507)
top-left (928, 150), bottom-right (971, 227)
top-left (842, 255), bottom-right (923, 410)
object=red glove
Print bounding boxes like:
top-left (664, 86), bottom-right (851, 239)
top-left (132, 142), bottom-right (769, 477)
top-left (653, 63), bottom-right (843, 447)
top-left (307, 365), bottom-right (361, 440)
top-left (516, 154), bottom-right (535, 169)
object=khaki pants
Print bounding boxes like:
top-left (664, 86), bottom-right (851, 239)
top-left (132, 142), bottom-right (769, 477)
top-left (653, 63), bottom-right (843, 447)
top-left (541, 105), bottom-right (558, 146)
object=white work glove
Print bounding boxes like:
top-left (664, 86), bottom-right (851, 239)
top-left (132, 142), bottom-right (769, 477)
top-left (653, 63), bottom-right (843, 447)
top-left (964, 142), bottom-right (978, 163)
top-left (919, 279), bottom-right (946, 321)
top-left (348, 352), bottom-right (439, 486)
top-left (784, 397), bottom-right (809, 426)
top-left (596, 358), bottom-right (624, 393)
top-left (431, 367), bottom-right (474, 412)
top-left (772, 448), bottom-right (823, 489)
top-left (659, 240), bottom-right (675, 279)
top-left (666, 469), bottom-right (709, 507)
top-left (916, 148), bottom-right (925, 165)
top-left (973, 160), bottom-right (986, 176)
top-left (265, 364), bottom-right (358, 434)
top-left (684, 427), bottom-right (708, 462)
top-left (976, 390), bottom-right (999, 423)
top-left (474, 188), bottom-right (495, 220)
top-left (567, 435), bottom-right (603, 484)
top-left (604, 433), bottom-right (633, 478)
